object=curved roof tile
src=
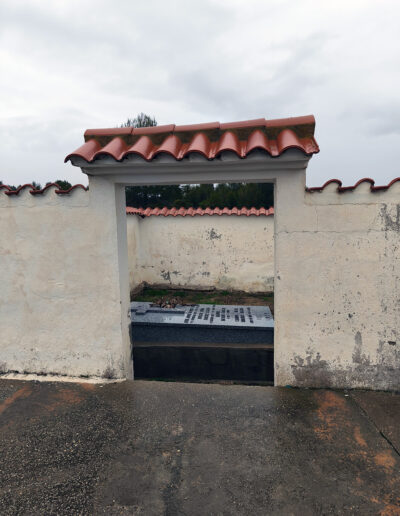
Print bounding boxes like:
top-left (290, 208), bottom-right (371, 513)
top-left (306, 178), bottom-right (400, 193)
top-left (67, 139), bottom-right (102, 162)
top-left (276, 129), bottom-right (304, 155)
top-left (65, 115), bottom-right (319, 164)
top-left (126, 206), bottom-right (274, 217)
top-left (153, 134), bottom-right (182, 159)
top-left (1, 183), bottom-right (88, 196)
top-left (126, 135), bottom-right (155, 160)
top-left (93, 137), bottom-right (128, 161)
top-left (185, 132), bottom-right (212, 158)
top-left (245, 129), bottom-right (270, 155)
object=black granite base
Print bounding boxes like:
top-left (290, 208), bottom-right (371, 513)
top-left (133, 344), bottom-right (274, 383)
top-left (132, 325), bottom-right (273, 345)
top-left (131, 302), bottom-right (274, 383)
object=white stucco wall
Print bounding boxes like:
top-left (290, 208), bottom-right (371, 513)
top-left (0, 181), bottom-right (132, 380)
top-left (1, 167), bottom-right (399, 390)
top-left (127, 214), bottom-right (141, 292)
top-left (127, 214), bottom-right (274, 293)
top-left (275, 178), bottom-right (400, 390)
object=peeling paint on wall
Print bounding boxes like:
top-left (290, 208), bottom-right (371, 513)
top-left (380, 204), bottom-right (400, 232)
top-left (276, 176), bottom-right (400, 391)
top-left (207, 228), bottom-right (222, 240)
top-left (127, 215), bottom-right (274, 293)
top-left (290, 339), bottom-right (400, 391)
top-left (2, 174), bottom-right (399, 389)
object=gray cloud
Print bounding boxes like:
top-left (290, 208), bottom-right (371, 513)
top-left (0, 0), bottom-right (399, 187)
top-left (363, 104), bottom-right (400, 136)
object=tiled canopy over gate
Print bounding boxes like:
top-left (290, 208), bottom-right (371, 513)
top-left (62, 114), bottom-right (321, 386)
top-left (65, 115), bottom-right (319, 164)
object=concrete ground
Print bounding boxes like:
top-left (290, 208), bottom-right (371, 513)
top-left (0, 380), bottom-right (399, 515)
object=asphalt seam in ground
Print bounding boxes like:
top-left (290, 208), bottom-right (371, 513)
top-left (349, 391), bottom-right (400, 458)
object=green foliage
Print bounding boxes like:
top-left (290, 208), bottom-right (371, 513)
top-left (1, 176), bottom-right (273, 209)
top-left (1, 180), bottom-right (17, 190)
top-left (126, 185), bottom-right (183, 208)
top-left (52, 180), bottom-right (72, 190)
top-left (124, 112), bottom-right (160, 206)
top-left (122, 113), bottom-right (273, 209)
top-left (126, 182), bottom-right (273, 209)
top-left (133, 287), bottom-right (274, 309)
top-left (2, 179), bottom-right (72, 191)
top-left (2, 112), bottom-right (272, 208)
top-left (31, 181), bottom-right (42, 191)
top-left (121, 112), bottom-right (157, 128)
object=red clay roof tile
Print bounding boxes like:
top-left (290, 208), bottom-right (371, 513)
top-left (133, 124), bottom-right (175, 136)
top-left (185, 132), bottom-right (212, 158)
top-left (126, 206), bottom-right (274, 217)
top-left (153, 134), bottom-right (182, 159)
top-left (84, 127), bottom-right (132, 138)
top-left (94, 137), bottom-right (128, 161)
top-left (245, 129), bottom-right (270, 154)
top-left (220, 118), bottom-right (266, 130)
top-left (68, 139), bottom-right (102, 163)
top-left (65, 115), bottom-right (319, 164)
top-left (266, 115), bottom-right (315, 128)
top-left (1, 184), bottom-right (88, 196)
top-left (2, 178), bottom-right (398, 201)
top-left (215, 131), bottom-right (242, 156)
top-left (276, 129), bottom-right (303, 154)
top-left (306, 178), bottom-right (400, 193)
top-left (175, 121), bottom-right (219, 132)
top-left (126, 135), bottom-right (155, 160)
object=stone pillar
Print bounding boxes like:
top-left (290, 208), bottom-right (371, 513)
top-left (273, 169), bottom-right (307, 386)
top-left (88, 176), bottom-right (133, 379)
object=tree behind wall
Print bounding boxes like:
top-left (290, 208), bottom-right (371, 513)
top-left (123, 114), bottom-right (273, 209)
top-left (1, 113), bottom-right (273, 207)
top-left (47, 180), bottom-right (72, 191)
top-left (1, 180), bottom-right (74, 191)
top-left (121, 113), bottom-right (157, 128)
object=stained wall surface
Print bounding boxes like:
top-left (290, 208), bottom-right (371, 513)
top-left (0, 181), bottom-right (132, 380)
top-left (275, 178), bottom-right (400, 390)
top-left (127, 214), bottom-right (274, 293)
top-left (1, 176), bottom-right (399, 390)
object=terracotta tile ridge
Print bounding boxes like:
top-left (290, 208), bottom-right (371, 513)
top-left (306, 177), bottom-right (400, 193)
top-left (2, 183), bottom-right (88, 196)
top-left (371, 177), bottom-right (400, 191)
top-left (0, 184), bottom-right (12, 192)
top-left (66, 114), bottom-right (318, 163)
top-left (83, 116), bottom-right (315, 140)
top-left (306, 179), bottom-right (342, 192)
top-left (55, 184), bottom-right (89, 194)
top-left (126, 206), bottom-right (275, 217)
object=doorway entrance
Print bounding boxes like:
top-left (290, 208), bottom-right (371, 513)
top-left (65, 115), bottom-right (318, 383)
top-left (125, 183), bottom-right (275, 383)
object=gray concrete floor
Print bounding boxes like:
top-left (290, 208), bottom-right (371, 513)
top-left (0, 379), bottom-right (399, 515)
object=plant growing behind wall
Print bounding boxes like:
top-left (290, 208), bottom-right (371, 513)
top-left (0, 179), bottom-right (73, 191)
top-left (121, 113), bottom-right (274, 209)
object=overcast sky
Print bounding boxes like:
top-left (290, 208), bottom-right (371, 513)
top-left (0, 0), bottom-right (399, 187)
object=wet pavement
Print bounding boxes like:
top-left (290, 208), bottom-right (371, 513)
top-left (0, 379), bottom-right (399, 515)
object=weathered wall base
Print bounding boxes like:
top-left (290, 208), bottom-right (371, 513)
top-left (288, 343), bottom-right (399, 392)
